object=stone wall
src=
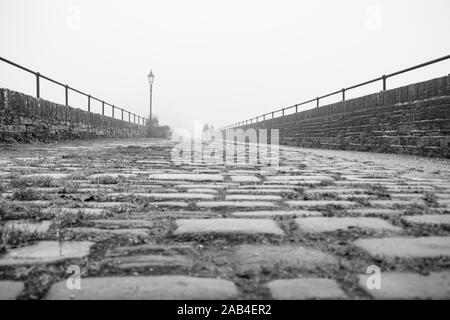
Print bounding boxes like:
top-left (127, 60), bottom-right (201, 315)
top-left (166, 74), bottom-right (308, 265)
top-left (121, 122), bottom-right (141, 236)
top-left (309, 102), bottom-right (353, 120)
top-left (0, 88), bottom-right (147, 143)
top-left (222, 75), bottom-right (450, 158)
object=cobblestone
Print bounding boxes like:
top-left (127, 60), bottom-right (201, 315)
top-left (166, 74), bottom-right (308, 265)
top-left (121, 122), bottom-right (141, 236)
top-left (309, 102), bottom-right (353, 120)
top-left (354, 237), bottom-right (450, 258)
top-left (295, 217), bottom-right (402, 233)
top-left (146, 201), bottom-right (189, 207)
top-left (1, 138), bottom-right (450, 300)
top-left (148, 174), bottom-right (224, 182)
top-left (225, 195), bottom-right (282, 201)
top-left (286, 200), bottom-right (357, 208)
top-left (91, 219), bottom-right (155, 228)
top-left (136, 193), bottom-right (215, 200)
top-left (45, 276), bottom-right (239, 300)
top-left (233, 245), bottom-right (337, 272)
top-left (266, 278), bottom-right (347, 300)
top-left (4, 220), bottom-right (52, 233)
top-left (231, 175), bottom-right (260, 183)
top-left (232, 210), bottom-right (321, 217)
top-left (0, 241), bottom-right (94, 266)
top-left (346, 208), bottom-right (403, 216)
top-left (358, 272), bottom-right (450, 299)
top-left (0, 281), bottom-right (24, 300)
top-left (68, 227), bottom-right (149, 237)
top-left (402, 215), bottom-right (450, 226)
top-left (368, 200), bottom-right (425, 207)
top-left (105, 254), bottom-right (193, 269)
top-left (197, 201), bottom-right (277, 208)
top-left (174, 219), bottom-right (284, 236)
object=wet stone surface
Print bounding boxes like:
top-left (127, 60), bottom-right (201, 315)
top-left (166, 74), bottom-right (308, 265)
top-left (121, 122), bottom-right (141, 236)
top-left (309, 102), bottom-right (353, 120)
top-left (0, 280), bottom-right (25, 300)
top-left (45, 276), bottom-right (239, 300)
top-left (174, 219), bottom-right (285, 236)
top-left (232, 245), bottom-right (338, 273)
top-left (294, 217), bottom-right (402, 233)
top-left (266, 278), bottom-right (348, 300)
top-left (358, 272), bottom-right (450, 299)
top-left (0, 137), bottom-right (450, 299)
top-left (354, 237), bottom-right (450, 259)
top-left (0, 241), bottom-right (94, 266)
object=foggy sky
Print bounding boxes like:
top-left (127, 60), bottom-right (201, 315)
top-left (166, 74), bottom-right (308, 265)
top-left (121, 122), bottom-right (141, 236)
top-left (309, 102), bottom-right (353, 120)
top-left (1, 0), bottom-right (449, 132)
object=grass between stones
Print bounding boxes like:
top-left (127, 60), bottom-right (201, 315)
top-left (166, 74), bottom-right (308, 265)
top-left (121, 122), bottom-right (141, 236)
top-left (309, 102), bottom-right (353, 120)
top-left (0, 139), bottom-right (450, 299)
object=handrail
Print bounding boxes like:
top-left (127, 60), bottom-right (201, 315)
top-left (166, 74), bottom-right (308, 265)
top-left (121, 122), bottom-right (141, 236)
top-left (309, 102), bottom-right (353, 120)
top-left (0, 56), bottom-right (147, 126)
top-left (221, 54), bottom-right (450, 129)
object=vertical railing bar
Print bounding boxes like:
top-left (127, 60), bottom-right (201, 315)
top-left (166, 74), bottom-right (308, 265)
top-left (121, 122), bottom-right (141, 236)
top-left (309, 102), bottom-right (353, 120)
top-left (65, 85), bottom-right (69, 106)
top-left (36, 72), bottom-right (40, 98)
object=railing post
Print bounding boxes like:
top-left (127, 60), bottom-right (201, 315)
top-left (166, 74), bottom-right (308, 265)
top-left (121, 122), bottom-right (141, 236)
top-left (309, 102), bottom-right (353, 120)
top-left (295, 105), bottom-right (298, 113)
top-left (316, 97), bottom-right (319, 108)
top-left (342, 88), bottom-right (346, 101)
top-left (36, 72), bottom-right (40, 98)
top-left (272, 112), bottom-right (274, 119)
top-left (102, 101), bottom-right (105, 115)
top-left (121, 109), bottom-right (124, 120)
top-left (112, 106), bottom-right (115, 118)
top-left (128, 112), bottom-right (130, 122)
top-left (263, 114), bottom-right (266, 121)
top-left (382, 75), bottom-right (387, 91)
top-left (88, 95), bottom-right (91, 112)
top-left (282, 109), bottom-right (285, 116)
top-left (134, 114), bottom-right (136, 124)
top-left (65, 85), bottom-right (69, 106)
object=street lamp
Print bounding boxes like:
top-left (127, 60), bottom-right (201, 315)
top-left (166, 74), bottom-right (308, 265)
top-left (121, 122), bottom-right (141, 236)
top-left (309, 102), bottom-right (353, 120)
top-left (147, 70), bottom-right (155, 127)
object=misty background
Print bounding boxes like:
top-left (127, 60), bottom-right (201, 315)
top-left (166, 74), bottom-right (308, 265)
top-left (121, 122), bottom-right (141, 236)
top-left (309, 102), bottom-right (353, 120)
top-left (1, 0), bottom-right (449, 133)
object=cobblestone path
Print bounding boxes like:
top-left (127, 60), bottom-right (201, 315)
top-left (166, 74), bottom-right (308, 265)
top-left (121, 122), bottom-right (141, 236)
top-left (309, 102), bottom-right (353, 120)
top-left (0, 138), bottom-right (450, 299)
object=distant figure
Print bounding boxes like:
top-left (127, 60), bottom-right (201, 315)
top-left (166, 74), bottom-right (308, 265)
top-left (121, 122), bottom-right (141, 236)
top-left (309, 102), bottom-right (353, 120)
top-left (202, 123), bottom-right (211, 142)
top-left (209, 126), bottom-right (216, 142)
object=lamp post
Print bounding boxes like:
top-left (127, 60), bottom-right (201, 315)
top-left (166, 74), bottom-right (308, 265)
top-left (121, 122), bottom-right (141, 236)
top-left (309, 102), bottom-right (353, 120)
top-left (147, 70), bottom-right (155, 127)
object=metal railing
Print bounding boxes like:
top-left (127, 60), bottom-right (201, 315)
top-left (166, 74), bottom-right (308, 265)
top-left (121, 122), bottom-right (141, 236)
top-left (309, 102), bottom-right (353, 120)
top-left (221, 54), bottom-right (450, 129)
top-left (0, 56), bottom-right (148, 126)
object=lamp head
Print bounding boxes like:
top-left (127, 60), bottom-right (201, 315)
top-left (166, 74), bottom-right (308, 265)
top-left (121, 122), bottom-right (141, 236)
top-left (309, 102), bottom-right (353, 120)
top-left (148, 70), bottom-right (155, 84)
